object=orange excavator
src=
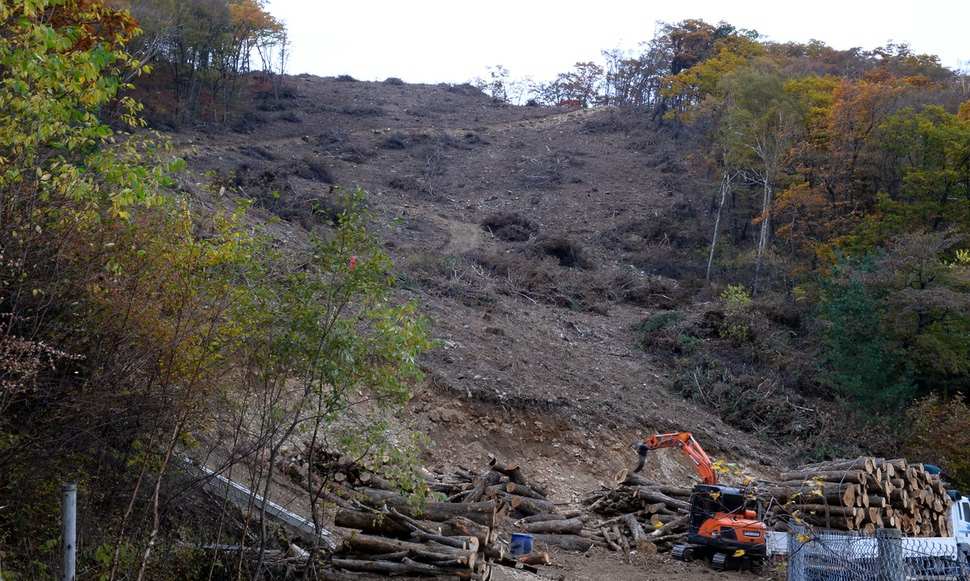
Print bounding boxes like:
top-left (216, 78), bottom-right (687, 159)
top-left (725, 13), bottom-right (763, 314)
top-left (635, 432), bottom-right (767, 571)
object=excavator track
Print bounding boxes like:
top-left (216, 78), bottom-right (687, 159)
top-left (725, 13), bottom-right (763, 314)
top-left (711, 552), bottom-right (727, 571)
top-left (671, 544), bottom-right (693, 562)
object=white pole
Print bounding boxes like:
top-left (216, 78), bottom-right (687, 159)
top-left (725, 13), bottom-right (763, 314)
top-left (62, 482), bottom-right (76, 581)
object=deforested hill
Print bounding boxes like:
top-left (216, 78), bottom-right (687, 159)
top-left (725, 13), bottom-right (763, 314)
top-left (3, 2), bottom-right (970, 579)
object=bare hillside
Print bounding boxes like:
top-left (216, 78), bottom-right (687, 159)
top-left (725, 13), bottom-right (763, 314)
top-left (179, 75), bottom-right (781, 477)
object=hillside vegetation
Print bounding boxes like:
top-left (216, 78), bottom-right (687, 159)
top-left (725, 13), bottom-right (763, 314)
top-left (2, 1), bottom-right (970, 579)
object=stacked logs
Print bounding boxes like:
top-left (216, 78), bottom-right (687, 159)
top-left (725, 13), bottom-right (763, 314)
top-left (760, 457), bottom-right (952, 537)
top-left (580, 471), bottom-right (692, 555)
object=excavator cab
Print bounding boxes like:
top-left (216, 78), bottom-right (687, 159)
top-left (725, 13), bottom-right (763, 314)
top-left (674, 485), bottom-right (767, 569)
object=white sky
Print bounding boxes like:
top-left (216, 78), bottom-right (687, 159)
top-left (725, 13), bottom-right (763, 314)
top-left (266, 0), bottom-right (970, 84)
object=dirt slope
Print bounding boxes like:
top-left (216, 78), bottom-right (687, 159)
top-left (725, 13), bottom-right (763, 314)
top-left (176, 75), bottom-right (782, 579)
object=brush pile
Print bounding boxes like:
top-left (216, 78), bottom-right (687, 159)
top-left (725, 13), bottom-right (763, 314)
top-left (581, 471), bottom-right (692, 555)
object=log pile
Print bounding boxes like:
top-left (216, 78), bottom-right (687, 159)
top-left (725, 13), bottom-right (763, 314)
top-left (579, 471), bottom-right (692, 555)
top-left (320, 456), bottom-right (566, 579)
top-left (760, 457), bottom-right (953, 537)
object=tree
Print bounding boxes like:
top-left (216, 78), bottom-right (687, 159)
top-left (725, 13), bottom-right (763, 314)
top-left (817, 256), bottom-right (915, 409)
top-left (120, 0), bottom-right (285, 124)
top-left (718, 62), bottom-right (803, 290)
top-left (474, 64), bottom-right (511, 101)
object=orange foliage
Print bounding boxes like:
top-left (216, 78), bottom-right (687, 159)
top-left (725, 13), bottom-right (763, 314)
top-left (42, 0), bottom-right (139, 50)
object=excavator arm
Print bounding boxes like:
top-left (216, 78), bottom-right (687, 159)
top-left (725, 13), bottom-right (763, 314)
top-left (634, 432), bottom-right (718, 485)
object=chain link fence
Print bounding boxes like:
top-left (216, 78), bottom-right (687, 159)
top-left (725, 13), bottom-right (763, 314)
top-left (787, 525), bottom-right (968, 581)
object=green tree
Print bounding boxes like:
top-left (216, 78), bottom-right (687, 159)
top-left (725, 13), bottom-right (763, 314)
top-left (817, 257), bottom-right (914, 408)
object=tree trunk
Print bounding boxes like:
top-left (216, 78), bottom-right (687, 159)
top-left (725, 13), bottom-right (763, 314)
top-left (706, 171), bottom-right (731, 283)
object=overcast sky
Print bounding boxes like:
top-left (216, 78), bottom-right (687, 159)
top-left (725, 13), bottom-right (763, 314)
top-left (265, 1), bottom-right (969, 84)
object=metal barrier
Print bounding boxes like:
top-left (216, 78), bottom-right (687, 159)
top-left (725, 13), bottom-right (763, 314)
top-left (787, 525), bottom-right (968, 581)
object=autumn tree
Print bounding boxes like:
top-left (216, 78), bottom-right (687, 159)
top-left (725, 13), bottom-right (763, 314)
top-left (119, 0), bottom-right (285, 124)
top-left (717, 62), bottom-right (803, 289)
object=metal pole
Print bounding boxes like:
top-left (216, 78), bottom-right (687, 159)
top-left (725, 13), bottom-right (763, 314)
top-left (61, 482), bottom-right (76, 581)
top-left (876, 528), bottom-right (903, 581)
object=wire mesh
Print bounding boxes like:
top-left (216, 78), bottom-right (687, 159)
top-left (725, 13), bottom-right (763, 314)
top-left (787, 525), bottom-right (969, 581)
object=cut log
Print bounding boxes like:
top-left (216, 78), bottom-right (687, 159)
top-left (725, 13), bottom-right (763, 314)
top-left (503, 482), bottom-right (546, 500)
top-left (788, 504), bottom-right (856, 517)
top-left (432, 516), bottom-right (494, 546)
top-left (633, 487), bottom-right (690, 511)
top-left (464, 470), bottom-right (504, 504)
top-left (797, 457), bottom-right (876, 474)
top-left (613, 524), bottom-right (631, 560)
top-left (531, 534), bottom-right (594, 552)
top-left (650, 515), bottom-right (688, 537)
top-left (353, 487), bottom-right (499, 526)
top-left (778, 470), bottom-right (867, 484)
top-left (600, 527), bottom-right (621, 552)
top-left (759, 483), bottom-right (857, 507)
top-left (518, 512), bottom-right (568, 524)
top-left (335, 509), bottom-right (409, 533)
top-left (517, 552), bottom-right (551, 566)
top-left (519, 518), bottom-right (583, 535)
top-left (507, 494), bottom-right (556, 516)
top-left (621, 513), bottom-right (653, 553)
top-left (332, 557), bottom-right (463, 576)
top-left (342, 534), bottom-right (476, 569)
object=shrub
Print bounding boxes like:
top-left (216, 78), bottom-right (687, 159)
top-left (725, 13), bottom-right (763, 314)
top-left (721, 284), bottom-right (752, 313)
top-left (384, 77), bottom-right (405, 85)
top-left (336, 74), bottom-right (357, 82)
top-left (637, 311), bottom-right (684, 335)
top-left (906, 395), bottom-right (970, 490)
top-left (717, 284), bottom-right (754, 343)
top-left (293, 156), bottom-right (334, 183)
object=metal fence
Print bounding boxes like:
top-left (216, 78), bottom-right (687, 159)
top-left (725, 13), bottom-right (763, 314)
top-left (787, 525), bottom-right (968, 581)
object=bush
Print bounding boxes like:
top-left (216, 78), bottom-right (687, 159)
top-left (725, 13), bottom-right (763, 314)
top-left (384, 77), bottom-right (405, 85)
top-left (339, 105), bottom-right (385, 117)
top-left (336, 74), bottom-right (357, 82)
top-left (906, 395), bottom-right (970, 490)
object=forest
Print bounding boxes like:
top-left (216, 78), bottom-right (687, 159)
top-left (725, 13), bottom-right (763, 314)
top-left (1, 1), bottom-right (970, 579)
